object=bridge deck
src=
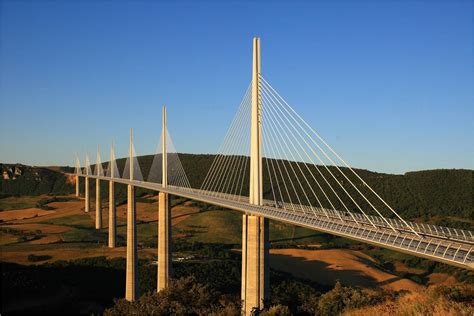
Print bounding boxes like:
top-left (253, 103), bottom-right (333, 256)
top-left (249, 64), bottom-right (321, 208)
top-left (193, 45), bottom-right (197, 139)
top-left (77, 174), bottom-right (473, 270)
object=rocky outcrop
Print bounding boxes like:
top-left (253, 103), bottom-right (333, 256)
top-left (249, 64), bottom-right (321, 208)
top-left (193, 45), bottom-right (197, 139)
top-left (0, 163), bottom-right (74, 195)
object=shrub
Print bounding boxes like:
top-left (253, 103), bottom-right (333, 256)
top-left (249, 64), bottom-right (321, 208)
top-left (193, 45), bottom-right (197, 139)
top-left (104, 277), bottom-right (240, 315)
top-left (260, 305), bottom-right (291, 316)
top-left (316, 281), bottom-right (387, 316)
top-left (27, 254), bottom-right (52, 262)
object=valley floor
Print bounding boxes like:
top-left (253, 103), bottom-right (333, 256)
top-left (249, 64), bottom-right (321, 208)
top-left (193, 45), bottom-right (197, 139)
top-left (0, 194), bottom-right (472, 314)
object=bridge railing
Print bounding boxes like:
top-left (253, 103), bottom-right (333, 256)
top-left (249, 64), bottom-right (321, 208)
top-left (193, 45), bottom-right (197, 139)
top-left (168, 185), bottom-right (473, 268)
top-left (75, 174), bottom-right (473, 269)
top-left (261, 200), bottom-right (474, 244)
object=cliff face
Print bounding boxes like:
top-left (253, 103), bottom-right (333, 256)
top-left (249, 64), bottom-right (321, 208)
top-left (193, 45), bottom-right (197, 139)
top-left (0, 164), bottom-right (74, 196)
top-left (2, 166), bottom-right (23, 180)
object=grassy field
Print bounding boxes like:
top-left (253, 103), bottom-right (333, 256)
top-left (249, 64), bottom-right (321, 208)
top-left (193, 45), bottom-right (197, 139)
top-left (173, 206), bottom-right (334, 245)
top-left (0, 230), bottom-right (19, 245)
top-left (0, 195), bottom-right (46, 211)
top-left (174, 209), bottom-right (242, 244)
top-left (39, 214), bottom-right (95, 228)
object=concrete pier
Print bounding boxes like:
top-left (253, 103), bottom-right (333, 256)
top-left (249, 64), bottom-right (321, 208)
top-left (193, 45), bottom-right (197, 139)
top-left (157, 106), bottom-right (171, 292)
top-left (95, 178), bottom-right (102, 229)
top-left (108, 180), bottom-right (116, 248)
top-left (157, 192), bottom-right (171, 291)
top-left (241, 214), bottom-right (248, 302)
top-left (85, 176), bottom-right (90, 212)
top-left (242, 215), bottom-right (268, 314)
top-left (259, 216), bottom-right (269, 304)
top-left (245, 215), bottom-right (260, 313)
top-left (125, 184), bottom-right (137, 301)
top-left (75, 175), bottom-right (80, 197)
top-left (125, 128), bottom-right (138, 302)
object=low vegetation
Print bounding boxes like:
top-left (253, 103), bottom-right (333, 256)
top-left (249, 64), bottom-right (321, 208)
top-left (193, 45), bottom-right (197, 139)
top-left (27, 254), bottom-right (53, 262)
top-left (344, 285), bottom-right (474, 316)
top-left (105, 276), bottom-right (474, 316)
top-left (105, 277), bottom-right (241, 316)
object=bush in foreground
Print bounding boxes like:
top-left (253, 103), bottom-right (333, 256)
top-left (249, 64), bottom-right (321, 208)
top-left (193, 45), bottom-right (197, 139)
top-left (104, 277), bottom-right (240, 316)
top-left (344, 284), bottom-right (474, 316)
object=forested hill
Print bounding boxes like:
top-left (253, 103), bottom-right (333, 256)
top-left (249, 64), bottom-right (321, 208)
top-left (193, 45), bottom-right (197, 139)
top-left (0, 164), bottom-right (73, 197)
top-left (0, 157), bottom-right (472, 229)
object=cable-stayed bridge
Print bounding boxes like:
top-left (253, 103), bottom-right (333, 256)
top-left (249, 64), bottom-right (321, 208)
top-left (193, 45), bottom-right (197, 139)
top-left (72, 38), bottom-right (473, 315)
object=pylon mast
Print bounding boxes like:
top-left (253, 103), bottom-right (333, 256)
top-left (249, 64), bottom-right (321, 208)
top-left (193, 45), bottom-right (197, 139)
top-left (250, 37), bottom-right (262, 206)
top-left (162, 106), bottom-right (167, 187)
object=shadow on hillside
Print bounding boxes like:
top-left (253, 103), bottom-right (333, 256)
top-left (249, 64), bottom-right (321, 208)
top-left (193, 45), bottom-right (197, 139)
top-left (270, 252), bottom-right (387, 289)
top-left (1, 261), bottom-right (125, 315)
top-left (270, 233), bottom-right (322, 243)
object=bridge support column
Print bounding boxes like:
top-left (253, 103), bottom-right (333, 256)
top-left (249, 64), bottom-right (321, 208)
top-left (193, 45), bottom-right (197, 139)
top-left (242, 214), bottom-right (268, 315)
top-left (259, 216), bottom-right (269, 304)
top-left (125, 128), bottom-right (138, 302)
top-left (108, 180), bottom-right (116, 248)
top-left (157, 106), bottom-right (172, 292)
top-left (157, 192), bottom-right (171, 291)
top-left (85, 176), bottom-right (90, 212)
top-left (75, 175), bottom-right (80, 197)
top-left (242, 37), bottom-right (268, 315)
top-left (96, 178), bottom-right (102, 229)
top-left (125, 184), bottom-right (137, 301)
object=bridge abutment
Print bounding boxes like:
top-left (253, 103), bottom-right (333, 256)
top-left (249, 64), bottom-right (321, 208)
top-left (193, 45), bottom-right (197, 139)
top-left (108, 180), bottom-right (116, 248)
top-left (157, 192), bottom-right (171, 291)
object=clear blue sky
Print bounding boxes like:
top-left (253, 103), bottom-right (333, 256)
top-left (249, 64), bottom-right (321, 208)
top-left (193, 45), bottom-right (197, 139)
top-left (1, 0), bottom-right (472, 174)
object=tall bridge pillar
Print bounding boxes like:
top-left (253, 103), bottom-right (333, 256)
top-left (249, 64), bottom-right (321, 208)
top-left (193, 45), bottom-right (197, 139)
top-left (158, 106), bottom-right (172, 291)
top-left (242, 37), bottom-right (269, 315)
top-left (259, 216), bottom-right (269, 305)
top-left (85, 176), bottom-right (90, 213)
top-left (242, 215), bottom-right (269, 314)
top-left (75, 175), bottom-right (80, 197)
top-left (108, 180), bottom-right (116, 247)
top-left (158, 192), bottom-right (171, 290)
top-left (108, 144), bottom-right (117, 248)
top-left (125, 128), bottom-right (138, 301)
top-left (95, 178), bottom-right (102, 229)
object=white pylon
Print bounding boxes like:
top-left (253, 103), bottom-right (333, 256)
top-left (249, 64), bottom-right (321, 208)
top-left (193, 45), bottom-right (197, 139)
top-left (242, 37), bottom-right (269, 315)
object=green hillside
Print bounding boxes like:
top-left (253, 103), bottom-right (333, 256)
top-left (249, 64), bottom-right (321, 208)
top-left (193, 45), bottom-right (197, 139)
top-left (0, 164), bottom-right (73, 197)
